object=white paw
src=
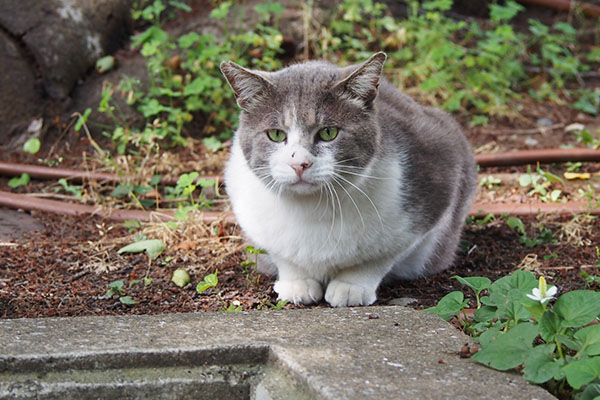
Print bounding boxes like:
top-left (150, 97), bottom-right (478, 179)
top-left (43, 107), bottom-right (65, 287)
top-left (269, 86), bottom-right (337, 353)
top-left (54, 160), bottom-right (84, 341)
top-left (274, 279), bottom-right (323, 305)
top-left (325, 280), bottom-right (377, 307)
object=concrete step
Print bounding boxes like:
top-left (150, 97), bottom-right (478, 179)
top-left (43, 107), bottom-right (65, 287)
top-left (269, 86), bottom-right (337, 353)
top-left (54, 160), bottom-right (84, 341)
top-left (0, 306), bottom-right (554, 399)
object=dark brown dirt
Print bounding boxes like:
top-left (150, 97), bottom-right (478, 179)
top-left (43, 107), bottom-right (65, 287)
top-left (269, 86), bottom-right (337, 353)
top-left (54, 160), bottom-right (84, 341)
top-left (1, 210), bottom-right (598, 319)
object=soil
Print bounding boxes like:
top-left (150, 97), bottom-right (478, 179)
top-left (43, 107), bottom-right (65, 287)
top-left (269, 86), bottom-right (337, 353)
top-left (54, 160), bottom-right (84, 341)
top-left (1, 2), bottom-right (600, 320)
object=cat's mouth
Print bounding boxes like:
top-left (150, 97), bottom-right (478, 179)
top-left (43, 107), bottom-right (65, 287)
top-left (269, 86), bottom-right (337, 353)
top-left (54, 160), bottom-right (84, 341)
top-left (287, 179), bottom-right (319, 195)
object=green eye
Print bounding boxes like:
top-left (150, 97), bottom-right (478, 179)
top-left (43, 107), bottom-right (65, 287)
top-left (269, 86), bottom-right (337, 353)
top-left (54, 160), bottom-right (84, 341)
top-left (318, 127), bottom-right (339, 141)
top-left (267, 129), bottom-right (286, 143)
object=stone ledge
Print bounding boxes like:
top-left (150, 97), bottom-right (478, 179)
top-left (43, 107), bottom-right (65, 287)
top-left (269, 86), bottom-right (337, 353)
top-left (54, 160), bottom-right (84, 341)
top-left (0, 306), bottom-right (555, 399)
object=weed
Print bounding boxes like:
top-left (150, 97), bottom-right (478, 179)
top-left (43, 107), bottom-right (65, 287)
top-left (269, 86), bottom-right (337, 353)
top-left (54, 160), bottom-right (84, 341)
top-left (581, 247), bottom-right (600, 289)
top-left (518, 165), bottom-right (564, 203)
top-left (426, 271), bottom-right (600, 398)
top-left (479, 175), bottom-right (502, 190)
top-left (507, 216), bottom-right (554, 248)
top-left (23, 138), bottom-right (41, 154)
top-left (101, 280), bottom-right (139, 305)
top-left (241, 245), bottom-right (267, 286)
top-left (195, 269), bottom-right (241, 311)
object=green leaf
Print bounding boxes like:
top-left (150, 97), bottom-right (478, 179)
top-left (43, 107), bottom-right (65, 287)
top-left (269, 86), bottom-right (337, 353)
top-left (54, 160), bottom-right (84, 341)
top-left (209, 1), bottom-right (231, 19)
top-left (74, 108), bottom-right (92, 132)
top-left (110, 183), bottom-right (134, 198)
top-left (575, 324), bottom-right (600, 356)
top-left (452, 275), bottom-right (491, 293)
top-left (117, 239), bottom-right (166, 260)
top-left (554, 290), bottom-right (600, 328)
top-left (423, 291), bottom-right (468, 321)
top-left (96, 55), bottom-right (115, 73)
top-left (204, 271), bottom-right (218, 287)
top-left (171, 268), bottom-right (191, 287)
top-left (578, 383), bottom-right (600, 400)
top-left (562, 357), bottom-right (600, 390)
top-left (524, 344), bottom-right (560, 384)
top-left (150, 174), bottom-right (162, 187)
top-left (178, 32), bottom-right (201, 48)
top-left (8, 173), bottom-right (30, 188)
top-left (23, 138), bottom-right (41, 154)
top-left (119, 296), bottom-right (138, 305)
top-left (202, 136), bottom-right (224, 153)
top-left (471, 322), bottom-right (539, 370)
top-left (473, 305), bottom-right (497, 323)
top-left (539, 310), bottom-right (561, 342)
top-left (507, 216), bottom-right (526, 235)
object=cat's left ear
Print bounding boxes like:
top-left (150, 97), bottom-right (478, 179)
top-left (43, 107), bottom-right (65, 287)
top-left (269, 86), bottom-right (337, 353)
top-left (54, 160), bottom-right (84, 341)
top-left (335, 52), bottom-right (387, 107)
top-left (220, 61), bottom-right (274, 111)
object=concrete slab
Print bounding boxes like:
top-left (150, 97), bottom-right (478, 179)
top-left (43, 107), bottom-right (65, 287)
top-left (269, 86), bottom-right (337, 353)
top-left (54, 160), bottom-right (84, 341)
top-left (0, 306), bottom-right (555, 399)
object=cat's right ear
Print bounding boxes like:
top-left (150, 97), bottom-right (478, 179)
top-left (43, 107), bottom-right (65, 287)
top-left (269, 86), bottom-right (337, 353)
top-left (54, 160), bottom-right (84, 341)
top-left (220, 61), bottom-right (274, 111)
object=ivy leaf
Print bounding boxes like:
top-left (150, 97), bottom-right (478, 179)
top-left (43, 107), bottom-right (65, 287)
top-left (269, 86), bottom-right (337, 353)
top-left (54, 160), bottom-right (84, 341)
top-left (524, 344), bottom-right (560, 384)
top-left (117, 239), bottom-right (166, 260)
top-left (574, 324), bottom-right (600, 356)
top-left (554, 290), bottom-right (600, 328)
top-left (562, 357), bottom-right (600, 390)
top-left (452, 276), bottom-right (491, 293)
top-left (423, 291), bottom-right (468, 321)
top-left (471, 322), bottom-right (539, 370)
top-left (119, 296), bottom-right (138, 305)
top-left (8, 173), bottom-right (30, 188)
top-left (539, 310), bottom-right (561, 342)
top-left (23, 138), bottom-right (41, 154)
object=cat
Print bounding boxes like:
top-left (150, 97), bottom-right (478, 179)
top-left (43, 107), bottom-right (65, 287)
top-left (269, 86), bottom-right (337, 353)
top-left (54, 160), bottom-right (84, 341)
top-left (220, 52), bottom-right (476, 307)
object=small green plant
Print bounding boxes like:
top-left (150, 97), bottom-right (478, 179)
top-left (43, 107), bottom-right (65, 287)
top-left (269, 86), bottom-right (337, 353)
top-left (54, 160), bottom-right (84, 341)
top-left (101, 280), bottom-right (139, 305)
top-left (241, 245), bottom-right (267, 285)
top-left (8, 173), bottom-right (30, 189)
top-left (507, 216), bottom-right (554, 248)
top-left (57, 178), bottom-right (83, 198)
top-left (581, 247), bottom-right (600, 289)
top-left (426, 271), bottom-right (600, 398)
top-left (267, 300), bottom-right (288, 310)
top-left (519, 165), bottom-right (564, 203)
top-left (165, 172), bottom-right (215, 220)
top-left (171, 268), bottom-right (191, 287)
top-left (479, 175), bottom-right (502, 190)
top-left (195, 270), bottom-right (241, 312)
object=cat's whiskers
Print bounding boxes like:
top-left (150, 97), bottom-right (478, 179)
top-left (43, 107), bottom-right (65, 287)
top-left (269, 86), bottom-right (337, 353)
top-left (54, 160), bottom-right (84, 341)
top-left (335, 167), bottom-right (393, 180)
top-left (331, 172), bottom-right (384, 230)
top-left (329, 181), bottom-right (345, 246)
top-left (332, 176), bottom-right (365, 229)
top-left (323, 182), bottom-right (337, 242)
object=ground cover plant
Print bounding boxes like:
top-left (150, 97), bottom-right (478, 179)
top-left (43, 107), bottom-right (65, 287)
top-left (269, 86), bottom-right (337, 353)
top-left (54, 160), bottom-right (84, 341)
top-left (0, 0), bottom-right (599, 397)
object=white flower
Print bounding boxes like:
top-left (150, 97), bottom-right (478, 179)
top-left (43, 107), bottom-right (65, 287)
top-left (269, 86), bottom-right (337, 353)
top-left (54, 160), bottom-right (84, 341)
top-left (526, 276), bottom-right (557, 304)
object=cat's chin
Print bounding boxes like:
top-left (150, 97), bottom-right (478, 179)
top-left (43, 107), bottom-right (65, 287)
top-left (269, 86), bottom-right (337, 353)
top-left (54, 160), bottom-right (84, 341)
top-left (285, 181), bottom-right (320, 196)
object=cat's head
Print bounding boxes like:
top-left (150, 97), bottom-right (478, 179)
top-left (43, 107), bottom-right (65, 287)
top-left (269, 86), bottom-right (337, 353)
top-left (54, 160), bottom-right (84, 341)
top-left (221, 52), bottom-right (386, 196)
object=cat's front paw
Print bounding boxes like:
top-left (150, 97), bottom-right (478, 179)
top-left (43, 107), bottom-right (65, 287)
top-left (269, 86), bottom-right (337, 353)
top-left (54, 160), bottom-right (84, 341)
top-left (274, 279), bottom-right (323, 305)
top-left (325, 280), bottom-right (377, 307)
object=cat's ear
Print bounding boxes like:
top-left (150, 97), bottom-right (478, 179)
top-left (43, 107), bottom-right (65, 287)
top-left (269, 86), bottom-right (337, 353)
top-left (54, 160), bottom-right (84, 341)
top-left (334, 52), bottom-right (387, 107)
top-left (220, 61), bottom-right (274, 111)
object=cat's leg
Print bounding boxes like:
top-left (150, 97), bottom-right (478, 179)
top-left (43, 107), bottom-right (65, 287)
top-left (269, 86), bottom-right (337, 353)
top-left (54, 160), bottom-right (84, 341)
top-left (272, 257), bottom-right (324, 305)
top-left (325, 257), bottom-right (395, 307)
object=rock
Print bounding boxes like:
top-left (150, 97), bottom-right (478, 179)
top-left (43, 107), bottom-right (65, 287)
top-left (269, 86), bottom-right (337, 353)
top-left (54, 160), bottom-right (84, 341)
top-left (0, 0), bottom-right (131, 144)
top-left (0, 30), bottom-right (45, 146)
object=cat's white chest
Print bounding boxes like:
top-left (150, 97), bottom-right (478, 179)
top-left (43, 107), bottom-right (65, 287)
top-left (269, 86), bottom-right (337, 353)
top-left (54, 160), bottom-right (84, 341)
top-left (225, 141), bottom-right (410, 278)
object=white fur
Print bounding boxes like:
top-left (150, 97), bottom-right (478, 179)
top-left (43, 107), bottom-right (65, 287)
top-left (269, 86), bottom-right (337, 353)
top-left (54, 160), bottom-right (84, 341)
top-left (225, 134), bottom-right (455, 307)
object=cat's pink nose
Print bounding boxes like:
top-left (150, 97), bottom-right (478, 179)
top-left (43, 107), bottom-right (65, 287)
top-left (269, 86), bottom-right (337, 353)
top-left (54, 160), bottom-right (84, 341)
top-left (289, 161), bottom-right (313, 177)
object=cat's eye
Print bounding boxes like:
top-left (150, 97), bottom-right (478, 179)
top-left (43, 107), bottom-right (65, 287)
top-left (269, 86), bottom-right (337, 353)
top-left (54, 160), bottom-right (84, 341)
top-left (267, 129), bottom-right (286, 143)
top-left (317, 127), bottom-right (339, 142)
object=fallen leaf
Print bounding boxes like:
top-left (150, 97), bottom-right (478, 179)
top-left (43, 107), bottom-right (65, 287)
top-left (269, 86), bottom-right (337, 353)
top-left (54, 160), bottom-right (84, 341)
top-left (176, 240), bottom-right (196, 251)
top-left (564, 172), bottom-right (591, 180)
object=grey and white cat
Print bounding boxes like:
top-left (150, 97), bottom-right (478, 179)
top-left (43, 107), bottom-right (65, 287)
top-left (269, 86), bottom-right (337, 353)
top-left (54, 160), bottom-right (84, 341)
top-left (220, 52), bottom-right (476, 307)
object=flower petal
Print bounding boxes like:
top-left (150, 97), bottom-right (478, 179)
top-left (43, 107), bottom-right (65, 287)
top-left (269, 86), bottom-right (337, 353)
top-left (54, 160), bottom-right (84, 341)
top-left (546, 286), bottom-right (557, 297)
top-left (526, 294), bottom-right (539, 301)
